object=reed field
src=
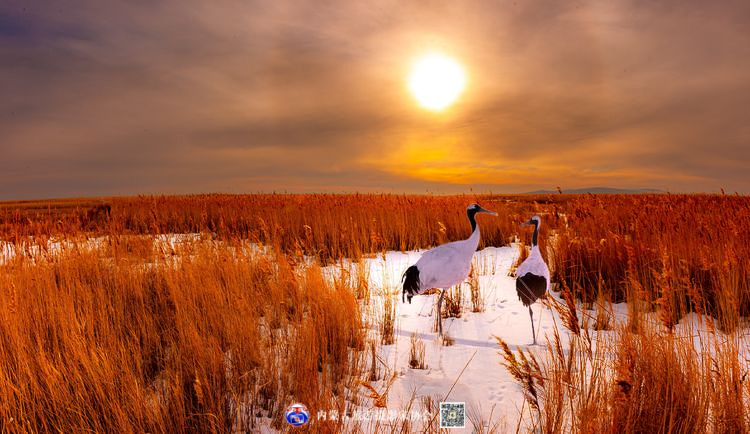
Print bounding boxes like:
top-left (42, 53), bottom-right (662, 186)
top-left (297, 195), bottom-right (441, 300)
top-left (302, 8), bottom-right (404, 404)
top-left (0, 195), bottom-right (531, 260)
top-left (0, 238), bottom-right (367, 432)
top-left (1, 193), bottom-right (749, 433)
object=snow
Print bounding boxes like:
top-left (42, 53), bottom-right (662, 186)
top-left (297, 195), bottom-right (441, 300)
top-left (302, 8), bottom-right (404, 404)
top-left (344, 244), bottom-right (750, 433)
top-left (345, 245), bottom-right (575, 432)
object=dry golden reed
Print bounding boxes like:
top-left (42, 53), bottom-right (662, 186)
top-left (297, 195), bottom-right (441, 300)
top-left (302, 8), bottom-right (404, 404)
top-left (504, 285), bottom-right (750, 434)
top-left (408, 332), bottom-right (427, 370)
top-left (469, 263), bottom-right (485, 313)
top-left (1, 194), bottom-right (527, 262)
top-left (3, 192), bottom-right (750, 432)
top-left (0, 239), bottom-right (365, 433)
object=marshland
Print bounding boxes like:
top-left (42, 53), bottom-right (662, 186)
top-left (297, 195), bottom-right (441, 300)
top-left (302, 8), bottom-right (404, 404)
top-left (3, 1), bottom-right (750, 432)
top-left (1, 193), bottom-right (748, 432)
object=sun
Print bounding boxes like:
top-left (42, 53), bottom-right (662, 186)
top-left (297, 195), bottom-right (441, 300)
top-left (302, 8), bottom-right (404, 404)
top-left (408, 53), bottom-right (466, 111)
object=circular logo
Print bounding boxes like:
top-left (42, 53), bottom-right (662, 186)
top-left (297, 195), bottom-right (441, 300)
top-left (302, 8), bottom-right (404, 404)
top-left (285, 403), bottom-right (310, 427)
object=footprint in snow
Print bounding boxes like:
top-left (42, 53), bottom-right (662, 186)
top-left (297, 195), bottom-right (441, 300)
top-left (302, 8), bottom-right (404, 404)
top-left (489, 390), bottom-right (505, 402)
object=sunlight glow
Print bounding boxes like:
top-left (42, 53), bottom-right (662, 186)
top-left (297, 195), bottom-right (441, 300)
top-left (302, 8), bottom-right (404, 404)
top-left (408, 53), bottom-right (466, 111)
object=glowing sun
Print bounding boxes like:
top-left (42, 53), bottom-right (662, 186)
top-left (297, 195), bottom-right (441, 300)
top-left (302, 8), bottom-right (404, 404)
top-left (408, 53), bottom-right (466, 111)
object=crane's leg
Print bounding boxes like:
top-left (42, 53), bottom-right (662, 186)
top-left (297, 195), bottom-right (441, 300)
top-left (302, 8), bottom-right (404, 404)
top-left (436, 289), bottom-right (446, 336)
top-left (529, 306), bottom-right (536, 345)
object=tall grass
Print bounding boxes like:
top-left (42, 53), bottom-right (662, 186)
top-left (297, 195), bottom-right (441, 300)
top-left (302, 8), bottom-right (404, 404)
top-left (3, 192), bottom-right (750, 432)
top-left (1, 194), bottom-right (533, 261)
top-left (500, 280), bottom-right (750, 433)
top-left (408, 333), bottom-right (427, 370)
top-left (0, 239), bottom-right (365, 432)
top-left (548, 194), bottom-right (750, 328)
top-left (494, 194), bottom-right (750, 433)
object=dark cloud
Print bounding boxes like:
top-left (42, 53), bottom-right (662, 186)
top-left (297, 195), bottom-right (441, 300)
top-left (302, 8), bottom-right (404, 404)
top-left (1, 0), bottom-right (749, 199)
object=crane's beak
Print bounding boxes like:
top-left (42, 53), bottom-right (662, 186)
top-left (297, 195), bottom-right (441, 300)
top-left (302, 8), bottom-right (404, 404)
top-left (479, 206), bottom-right (497, 216)
top-left (520, 219), bottom-right (533, 227)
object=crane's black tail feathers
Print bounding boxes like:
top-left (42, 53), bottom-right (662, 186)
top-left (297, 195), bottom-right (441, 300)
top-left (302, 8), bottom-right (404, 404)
top-left (402, 265), bottom-right (420, 304)
top-left (516, 273), bottom-right (548, 306)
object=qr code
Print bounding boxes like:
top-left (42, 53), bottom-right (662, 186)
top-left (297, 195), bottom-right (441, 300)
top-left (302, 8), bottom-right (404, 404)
top-left (439, 402), bottom-right (465, 428)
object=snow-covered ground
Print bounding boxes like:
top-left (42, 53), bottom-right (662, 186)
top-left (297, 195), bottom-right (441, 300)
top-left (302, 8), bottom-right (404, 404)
top-left (340, 245), bottom-right (750, 433)
top-left (349, 246), bottom-right (565, 432)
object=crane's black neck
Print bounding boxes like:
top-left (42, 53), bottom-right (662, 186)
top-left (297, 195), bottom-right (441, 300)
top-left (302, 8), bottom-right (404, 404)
top-left (467, 208), bottom-right (478, 233)
top-left (531, 221), bottom-right (539, 246)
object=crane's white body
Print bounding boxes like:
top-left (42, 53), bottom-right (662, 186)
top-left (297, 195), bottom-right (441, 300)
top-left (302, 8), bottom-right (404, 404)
top-left (402, 203), bottom-right (495, 336)
top-left (516, 245), bottom-right (550, 292)
top-left (413, 227), bottom-right (480, 293)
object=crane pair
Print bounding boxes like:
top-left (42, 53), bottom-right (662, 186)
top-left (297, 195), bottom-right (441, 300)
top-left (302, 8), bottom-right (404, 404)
top-left (402, 204), bottom-right (549, 344)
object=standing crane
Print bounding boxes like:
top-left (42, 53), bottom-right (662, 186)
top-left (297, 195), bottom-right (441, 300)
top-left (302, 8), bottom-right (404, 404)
top-left (515, 215), bottom-right (550, 345)
top-left (402, 203), bottom-right (497, 336)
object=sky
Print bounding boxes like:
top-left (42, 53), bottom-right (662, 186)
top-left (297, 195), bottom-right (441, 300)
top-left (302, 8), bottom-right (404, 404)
top-left (1, 0), bottom-right (749, 199)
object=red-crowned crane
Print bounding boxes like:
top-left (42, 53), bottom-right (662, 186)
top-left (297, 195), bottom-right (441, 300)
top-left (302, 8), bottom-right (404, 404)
top-left (402, 203), bottom-right (497, 336)
top-left (515, 215), bottom-right (550, 345)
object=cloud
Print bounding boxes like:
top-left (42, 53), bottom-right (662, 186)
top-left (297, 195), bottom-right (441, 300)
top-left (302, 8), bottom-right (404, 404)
top-left (1, 0), bottom-right (749, 199)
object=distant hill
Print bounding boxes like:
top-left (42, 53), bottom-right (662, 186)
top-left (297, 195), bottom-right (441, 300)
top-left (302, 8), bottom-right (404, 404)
top-left (523, 187), bottom-right (665, 195)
